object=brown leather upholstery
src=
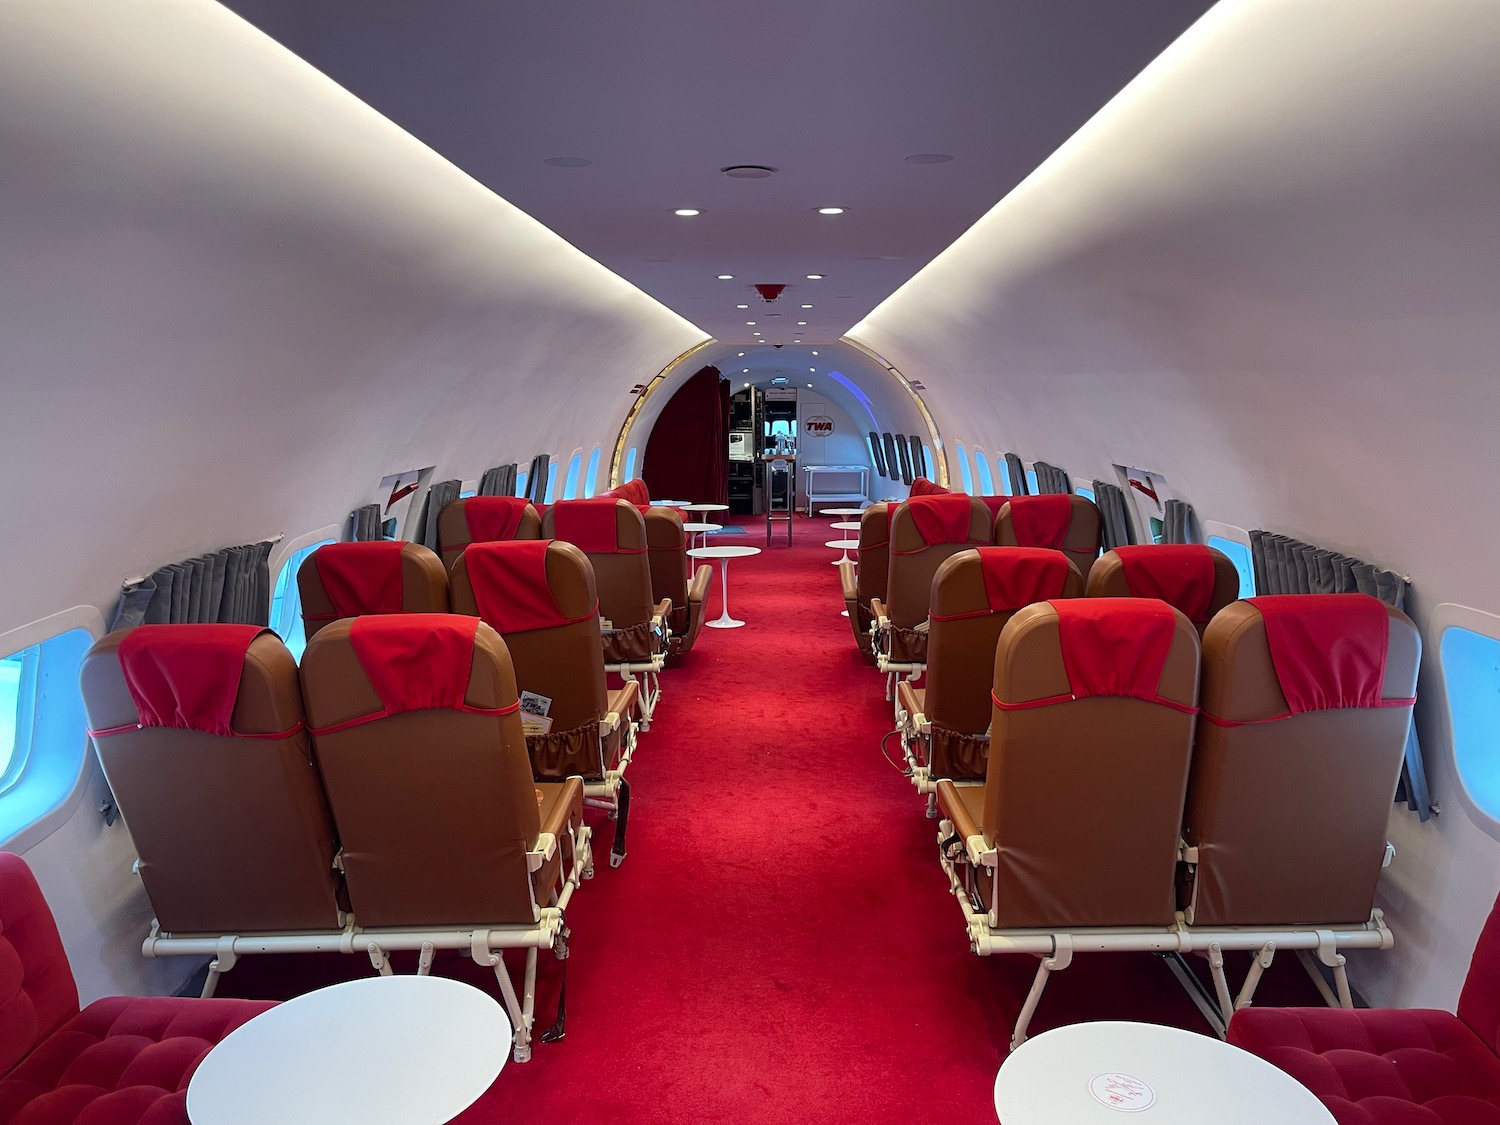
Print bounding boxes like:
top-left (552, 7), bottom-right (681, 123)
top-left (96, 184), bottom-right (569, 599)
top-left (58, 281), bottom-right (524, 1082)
top-left (300, 616), bottom-right (574, 928)
top-left (297, 541), bottom-right (449, 640)
top-left (884, 497), bottom-right (992, 664)
top-left (976, 601), bottom-right (1200, 928)
top-left (994, 495), bottom-right (1102, 581)
top-left (643, 506), bottom-right (712, 659)
top-left (437, 497), bottom-right (542, 571)
top-left (922, 548), bottom-right (1083, 781)
top-left (845, 503), bottom-right (890, 663)
top-left (1086, 545), bottom-right (1240, 635)
top-left (542, 499), bottom-right (665, 665)
top-left (450, 541), bottom-right (621, 780)
top-left (1182, 599), bottom-right (1421, 927)
top-left (80, 629), bottom-right (344, 935)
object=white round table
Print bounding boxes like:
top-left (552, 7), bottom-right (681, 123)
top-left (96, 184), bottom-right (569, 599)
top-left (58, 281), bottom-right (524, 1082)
top-left (823, 507), bottom-right (866, 519)
top-left (684, 503), bottom-right (730, 519)
top-left (683, 521), bottom-right (722, 552)
top-left (187, 976), bottom-right (510, 1125)
top-left (825, 538), bottom-right (860, 566)
top-left (687, 545), bottom-right (761, 629)
top-left (654, 499), bottom-right (689, 508)
top-left (993, 1021), bottom-right (1336, 1124)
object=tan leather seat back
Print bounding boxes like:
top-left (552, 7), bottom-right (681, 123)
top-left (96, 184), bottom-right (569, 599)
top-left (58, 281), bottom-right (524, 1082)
top-left (643, 506), bottom-right (690, 632)
top-left (994, 494), bottom-right (1102, 581)
top-left (297, 541), bottom-right (448, 640)
top-left (982, 600), bottom-right (1200, 929)
top-left (885, 495), bottom-right (992, 662)
top-left (855, 502), bottom-right (891, 616)
top-left (1086, 545), bottom-right (1240, 635)
top-left (1184, 595), bottom-right (1420, 927)
top-left (451, 540), bottom-right (610, 778)
top-left (300, 614), bottom-right (542, 928)
top-left (924, 548), bottom-right (1082, 779)
top-left (80, 625), bottom-right (342, 935)
top-left (437, 497), bottom-right (542, 571)
top-left (543, 499), bottom-right (656, 661)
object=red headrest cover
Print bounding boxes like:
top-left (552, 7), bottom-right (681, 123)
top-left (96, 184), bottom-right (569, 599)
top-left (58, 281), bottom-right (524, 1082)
top-left (1114, 544), bottom-right (1218, 623)
top-left (617, 479), bottom-right (651, 505)
top-left (116, 624), bottom-right (269, 736)
top-left (1249, 594), bottom-right (1403, 716)
top-left (978, 495), bottom-right (1011, 521)
top-left (347, 614), bottom-right (484, 718)
top-left (313, 541), bottom-right (405, 618)
top-left (551, 498), bottom-right (638, 554)
top-left (904, 494), bottom-right (980, 547)
top-left (908, 477), bottom-right (950, 496)
top-left (462, 496), bottom-right (531, 545)
top-left (1004, 494), bottom-right (1074, 550)
top-left (463, 541), bottom-right (596, 634)
top-left (978, 548), bottom-right (1073, 613)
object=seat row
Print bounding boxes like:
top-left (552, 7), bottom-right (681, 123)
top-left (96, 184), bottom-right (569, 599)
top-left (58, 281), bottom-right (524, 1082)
top-left (81, 615), bottom-right (586, 1062)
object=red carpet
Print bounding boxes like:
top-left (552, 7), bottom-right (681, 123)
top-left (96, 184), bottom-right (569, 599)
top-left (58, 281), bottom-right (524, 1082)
top-left (218, 516), bottom-right (1322, 1123)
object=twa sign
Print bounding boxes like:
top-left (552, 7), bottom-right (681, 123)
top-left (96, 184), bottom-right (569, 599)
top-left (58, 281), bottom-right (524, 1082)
top-left (805, 415), bottom-right (835, 437)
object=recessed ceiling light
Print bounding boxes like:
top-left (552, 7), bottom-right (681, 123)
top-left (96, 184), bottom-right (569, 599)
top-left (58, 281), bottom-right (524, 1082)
top-left (753, 332), bottom-right (762, 336)
top-left (905, 153), bottom-right (954, 164)
top-left (809, 367), bottom-right (816, 372)
top-left (815, 207), bottom-right (845, 215)
top-left (797, 321), bottom-right (807, 326)
top-left (746, 321), bottom-right (756, 325)
top-left (807, 383), bottom-right (813, 388)
top-left (543, 156), bottom-right (592, 168)
top-left (801, 304), bottom-right (813, 309)
top-left (806, 274), bottom-right (823, 280)
top-left (722, 164), bottom-right (777, 179)
top-left (812, 351), bottom-right (819, 355)
top-left (736, 304), bottom-right (749, 309)
top-left (674, 208), bottom-right (701, 217)
top-left (717, 274), bottom-right (734, 280)
top-left (737, 352), bottom-right (745, 356)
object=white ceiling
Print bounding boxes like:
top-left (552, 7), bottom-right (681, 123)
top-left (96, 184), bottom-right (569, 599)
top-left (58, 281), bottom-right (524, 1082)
top-left (218, 0), bottom-right (1213, 345)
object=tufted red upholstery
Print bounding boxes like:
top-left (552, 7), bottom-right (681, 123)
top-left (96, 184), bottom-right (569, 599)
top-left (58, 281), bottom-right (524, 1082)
top-left (0, 854), bottom-right (274, 1125)
top-left (1229, 893), bottom-right (1500, 1124)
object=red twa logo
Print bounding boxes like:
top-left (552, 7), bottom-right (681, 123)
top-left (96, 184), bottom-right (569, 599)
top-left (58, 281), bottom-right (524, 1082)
top-left (806, 415), bottom-right (834, 436)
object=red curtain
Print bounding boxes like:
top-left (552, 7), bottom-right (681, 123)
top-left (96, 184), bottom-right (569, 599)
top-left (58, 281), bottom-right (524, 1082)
top-left (643, 365), bottom-right (729, 505)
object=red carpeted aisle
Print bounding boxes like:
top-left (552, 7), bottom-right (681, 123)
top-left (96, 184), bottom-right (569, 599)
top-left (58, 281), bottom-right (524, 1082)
top-left (219, 516), bottom-right (1321, 1123)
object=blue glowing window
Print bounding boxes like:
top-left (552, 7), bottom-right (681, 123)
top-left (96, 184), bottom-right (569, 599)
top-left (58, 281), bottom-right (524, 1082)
top-left (1076, 486), bottom-right (1096, 502)
top-left (995, 456), bottom-right (1012, 496)
top-left (0, 629), bottom-right (93, 841)
top-left (544, 461), bottom-right (558, 504)
top-left (514, 471), bottom-right (529, 499)
top-left (624, 447), bottom-right (639, 481)
top-left (583, 448), bottom-right (603, 497)
top-left (1025, 468), bottom-right (1038, 495)
top-left (270, 539), bottom-right (336, 661)
top-left (1441, 627), bottom-right (1500, 823)
top-left (975, 452), bottom-right (994, 493)
top-left (460, 489), bottom-right (477, 499)
top-left (562, 453), bottom-right (583, 500)
top-left (1207, 535), bottom-right (1256, 598)
top-left (956, 443), bottom-right (973, 492)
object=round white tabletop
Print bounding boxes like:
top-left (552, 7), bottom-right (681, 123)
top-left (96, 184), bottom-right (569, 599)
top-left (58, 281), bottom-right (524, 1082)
top-left (825, 538), bottom-right (860, 566)
top-left (654, 499), bottom-right (689, 507)
top-left (187, 976), bottom-right (510, 1125)
top-left (684, 503), bottom-right (730, 514)
top-left (993, 1021), bottom-right (1335, 1125)
top-left (687, 545), bottom-right (761, 628)
top-left (830, 521), bottom-right (862, 531)
top-left (682, 521), bottom-right (722, 551)
top-left (822, 507), bottom-right (866, 517)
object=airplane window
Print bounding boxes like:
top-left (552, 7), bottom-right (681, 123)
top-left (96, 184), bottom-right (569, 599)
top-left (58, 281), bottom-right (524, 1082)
top-left (0, 627), bottom-right (93, 842)
top-left (562, 452), bottom-right (584, 500)
top-left (1207, 535), bottom-right (1256, 598)
top-left (956, 443), bottom-right (973, 492)
top-left (1025, 467), bottom-right (1038, 494)
top-left (1076, 485), bottom-right (1096, 502)
top-left (974, 450), bottom-right (995, 493)
top-left (994, 455), bottom-right (1012, 496)
top-left (459, 489), bottom-right (477, 499)
top-left (514, 470), bottom-right (529, 499)
top-left (583, 447), bottom-right (603, 497)
top-left (269, 539), bottom-right (336, 661)
top-left (625, 447), bottom-right (639, 481)
top-left (544, 460), bottom-right (558, 504)
top-left (1440, 626), bottom-right (1500, 823)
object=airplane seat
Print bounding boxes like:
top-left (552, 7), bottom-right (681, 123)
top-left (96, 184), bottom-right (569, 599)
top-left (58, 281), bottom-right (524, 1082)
top-left (451, 539), bottom-right (638, 866)
top-left (437, 495), bottom-right (542, 572)
top-left (1228, 889), bottom-right (1500, 1125)
top-left (0, 853), bottom-right (276, 1124)
top-left (79, 624), bottom-right (345, 940)
top-left (296, 539), bottom-right (448, 639)
top-left (840, 502), bottom-right (890, 664)
top-left (907, 477), bottom-right (951, 496)
top-left (901, 547), bottom-right (1082, 798)
top-left (1085, 544), bottom-right (1240, 634)
top-left (299, 613), bottom-right (588, 1061)
top-left (871, 494), bottom-right (991, 684)
top-left (542, 498), bottom-right (669, 726)
top-left (934, 599), bottom-right (1200, 1047)
top-left (1178, 595), bottom-right (1420, 1021)
top-left (604, 478), bottom-right (652, 506)
top-left (643, 505), bottom-right (712, 660)
top-left (993, 493), bottom-right (1102, 581)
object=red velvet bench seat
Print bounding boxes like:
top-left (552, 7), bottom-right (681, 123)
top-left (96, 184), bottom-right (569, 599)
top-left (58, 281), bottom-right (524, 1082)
top-left (0, 853), bottom-right (275, 1125)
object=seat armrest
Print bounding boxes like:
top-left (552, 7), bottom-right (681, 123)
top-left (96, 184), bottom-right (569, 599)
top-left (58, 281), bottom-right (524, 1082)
top-left (652, 598), bottom-right (673, 626)
top-left (838, 559), bottom-right (857, 602)
top-left (896, 680), bottom-right (925, 726)
top-left (605, 681), bottom-right (641, 731)
top-left (531, 777), bottom-right (585, 869)
top-left (869, 597), bottom-right (889, 629)
top-left (688, 564), bottom-right (713, 605)
top-left (936, 780), bottom-right (993, 866)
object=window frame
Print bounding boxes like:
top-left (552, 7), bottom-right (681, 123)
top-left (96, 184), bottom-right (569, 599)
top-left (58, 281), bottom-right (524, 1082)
top-left (1431, 602), bottom-right (1500, 843)
top-left (583, 448), bottom-right (603, 497)
top-left (973, 447), bottom-right (995, 494)
top-left (624, 447), bottom-right (639, 483)
top-left (562, 448), bottom-right (584, 500)
top-left (1202, 521), bottom-right (1256, 599)
top-left (0, 605), bottom-right (106, 852)
top-left (267, 524), bottom-right (341, 662)
top-left (955, 442), bottom-right (974, 493)
top-left (994, 454), bottom-right (1013, 496)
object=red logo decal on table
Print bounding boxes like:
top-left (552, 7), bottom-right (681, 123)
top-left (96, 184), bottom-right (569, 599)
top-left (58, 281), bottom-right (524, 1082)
top-left (1088, 1072), bottom-right (1156, 1112)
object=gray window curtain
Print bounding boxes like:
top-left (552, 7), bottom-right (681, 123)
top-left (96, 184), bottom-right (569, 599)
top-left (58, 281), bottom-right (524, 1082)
top-left (348, 504), bottom-right (382, 542)
top-left (867, 432), bottom-right (888, 478)
top-left (881, 433), bottom-right (900, 480)
top-left (1092, 481), bottom-right (1136, 551)
top-left (1162, 499), bottom-right (1198, 544)
top-left (1033, 461), bottom-right (1071, 494)
top-left (419, 479), bottom-right (462, 551)
top-left (895, 437), bottom-right (913, 484)
top-left (109, 541), bottom-right (273, 631)
top-left (525, 455), bottom-right (550, 503)
top-left (1004, 453), bottom-right (1028, 496)
top-left (908, 436), bottom-right (928, 480)
top-left (479, 464), bottom-right (517, 497)
top-left (1249, 530), bottom-right (1430, 820)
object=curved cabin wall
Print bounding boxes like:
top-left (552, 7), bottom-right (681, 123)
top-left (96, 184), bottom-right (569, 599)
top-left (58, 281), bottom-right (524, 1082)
top-left (0, 0), bottom-right (702, 998)
top-left (850, 0), bottom-right (1500, 1011)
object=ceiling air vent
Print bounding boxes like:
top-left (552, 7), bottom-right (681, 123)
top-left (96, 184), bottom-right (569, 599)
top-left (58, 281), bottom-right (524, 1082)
top-left (722, 165), bottom-right (777, 179)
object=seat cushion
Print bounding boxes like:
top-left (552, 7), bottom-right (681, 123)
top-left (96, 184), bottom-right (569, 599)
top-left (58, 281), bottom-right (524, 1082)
top-left (1228, 1006), bottom-right (1500, 1124)
top-left (0, 995), bottom-right (275, 1125)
